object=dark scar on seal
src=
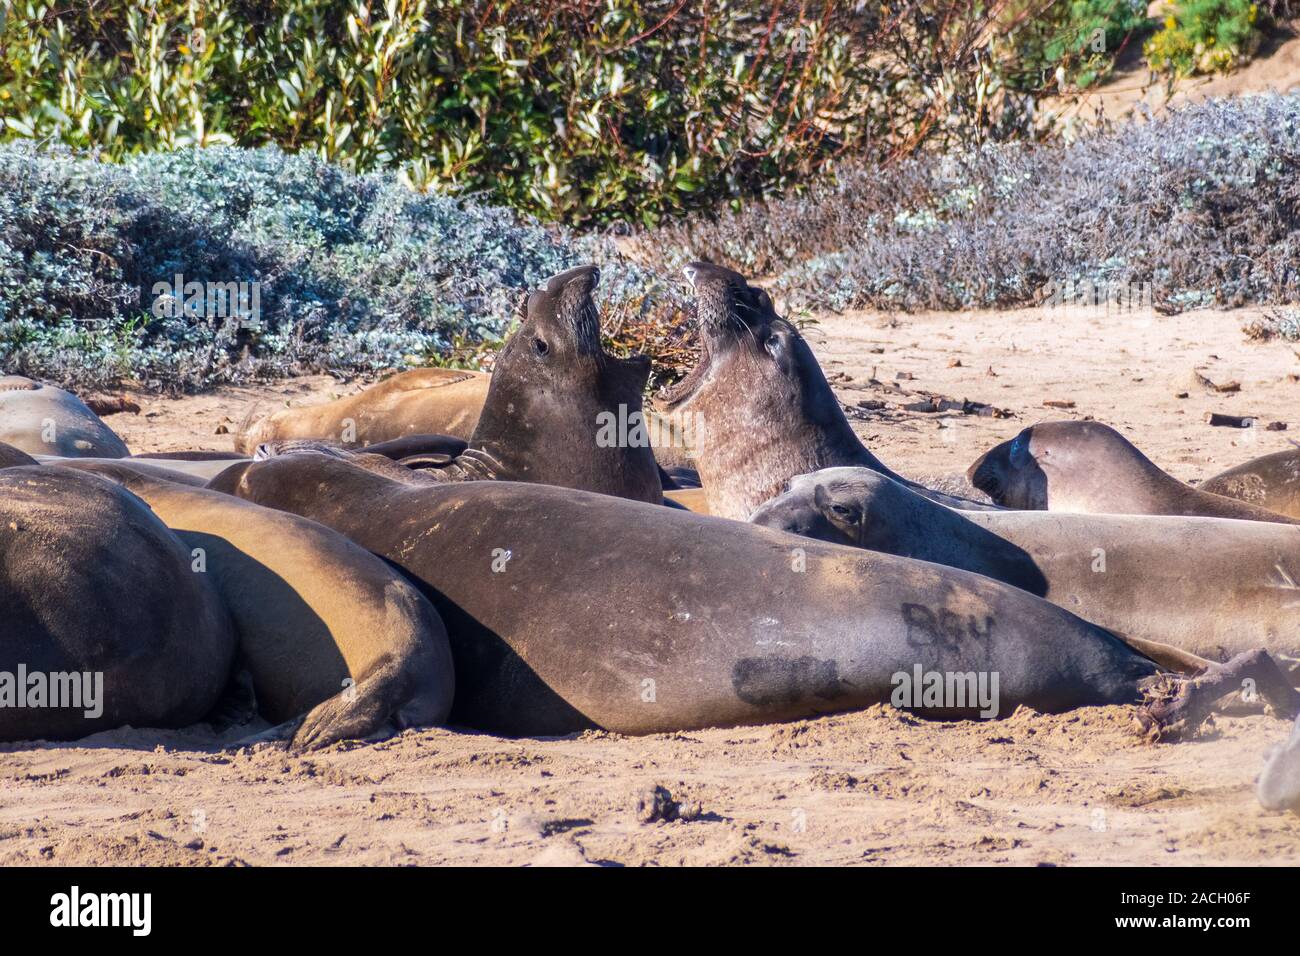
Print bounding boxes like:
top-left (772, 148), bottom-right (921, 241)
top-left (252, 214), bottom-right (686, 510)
top-left (901, 603), bottom-right (995, 652)
top-left (731, 656), bottom-right (846, 707)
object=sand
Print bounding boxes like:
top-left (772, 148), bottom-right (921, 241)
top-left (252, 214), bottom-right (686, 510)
top-left (5, 301), bottom-right (1299, 867)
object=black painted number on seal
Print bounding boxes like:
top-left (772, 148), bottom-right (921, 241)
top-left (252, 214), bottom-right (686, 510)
top-left (901, 603), bottom-right (995, 653)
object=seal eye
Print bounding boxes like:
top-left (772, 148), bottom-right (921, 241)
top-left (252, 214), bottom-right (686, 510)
top-left (532, 337), bottom-right (549, 357)
top-left (764, 331), bottom-right (784, 359)
top-left (829, 504), bottom-right (856, 521)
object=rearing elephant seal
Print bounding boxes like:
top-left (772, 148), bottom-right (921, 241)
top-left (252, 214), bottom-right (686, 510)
top-left (236, 367), bottom-right (489, 454)
top-left (751, 467), bottom-right (1300, 672)
top-left (968, 421), bottom-right (1299, 524)
top-left (0, 466), bottom-right (235, 741)
top-left (0, 375), bottom-right (130, 458)
top-left (211, 450), bottom-right (1186, 737)
top-left (659, 262), bottom-right (990, 520)
top-left (255, 266), bottom-right (663, 504)
top-left (1200, 448), bottom-right (1300, 520)
top-left (65, 461), bottom-right (454, 749)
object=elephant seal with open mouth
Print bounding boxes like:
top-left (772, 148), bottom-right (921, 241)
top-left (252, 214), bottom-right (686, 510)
top-left (0, 375), bottom-right (130, 458)
top-left (751, 467), bottom-right (1300, 673)
top-left (659, 262), bottom-right (991, 520)
top-left (202, 449), bottom-right (1286, 739)
top-left (968, 421), bottom-right (1298, 524)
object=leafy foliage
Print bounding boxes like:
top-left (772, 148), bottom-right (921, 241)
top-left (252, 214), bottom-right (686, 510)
top-left (0, 0), bottom-right (1065, 227)
top-left (1145, 0), bottom-right (1262, 75)
top-left (0, 143), bottom-right (684, 391)
top-left (638, 95), bottom-right (1300, 315)
top-left (1036, 1), bottom-right (1152, 88)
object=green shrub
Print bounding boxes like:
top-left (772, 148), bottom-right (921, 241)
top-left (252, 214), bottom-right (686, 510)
top-left (0, 1), bottom-right (1061, 227)
top-left (1040, 1), bottom-right (1151, 88)
top-left (1145, 0), bottom-right (1262, 75)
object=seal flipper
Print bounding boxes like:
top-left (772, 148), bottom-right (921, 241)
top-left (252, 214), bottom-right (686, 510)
top-left (290, 657), bottom-right (444, 751)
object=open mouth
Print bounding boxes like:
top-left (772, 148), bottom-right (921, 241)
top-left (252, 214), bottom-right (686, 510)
top-left (662, 262), bottom-right (753, 407)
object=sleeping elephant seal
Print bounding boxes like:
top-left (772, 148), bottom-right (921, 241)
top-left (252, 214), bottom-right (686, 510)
top-left (751, 467), bottom-right (1300, 672)
top-left (255, 266), bottom-right (663, 504)
top-left (659, 262), bottom-right (991, 520)
top-left (1259, 715), bottom-right (1300, 813)
top-left (67, 461), bottom-right (454, 749)
top-left (0, 375), bottom-right (130, 458)
top-left (1200, 448), bottom-right (1300, 520)
top-left (968, 421), bottom-right (1299, 524)
top-left (236, 367), bottom-right (490, 454)
top-left (211, 450), bottom-right (1180, 738)
top-left (0, 467), bottom-right (234, 741)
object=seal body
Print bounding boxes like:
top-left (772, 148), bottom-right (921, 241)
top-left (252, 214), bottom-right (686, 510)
top-left (70, 462), bottom-right (454, 748)
top-left (216, 454), bottom-right (1159, 737)
top-left (0, 467), bottom-right (235, 741)
top-left (0, 376), bottom-right (130, 458)
top-left (662, 263), bottom-right (990, 520)
top-left (752, 467), bottom-right (1300, 671)
top-left (236, 367), bottom-right (489, 454)
top-left (968, 420), bottom-right (1299, 524)
top-left (1201, 449), bottom-right (1300, 520)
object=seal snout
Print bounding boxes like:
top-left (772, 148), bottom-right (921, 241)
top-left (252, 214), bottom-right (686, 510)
top-left (544, 264), bottom-right (600, 297)
top-left (967, 447), bottom-right (1003, 499)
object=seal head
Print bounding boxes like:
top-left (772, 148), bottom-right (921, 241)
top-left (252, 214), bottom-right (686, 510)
top-left (663, 262), bottom-right (878, 519)
top-left (465, 264), bottom-right (662, 502)
top-left (969, 420), bottom-right (1300, 523)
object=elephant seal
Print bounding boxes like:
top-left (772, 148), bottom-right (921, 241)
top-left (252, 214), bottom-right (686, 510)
top-left (0, 375), bottom-right (130, 458)
top-left (211, 450), bottom-right (1180, 737)
top-left (660, 262), bottom-right (991, 520)
top-left (236, 367), bottom-right (490, 454)
top-left (253, 266), bottom-right (662, 503)
top-left (38, 455), bottom-right (240, 485)
top-left (238, 368), bottom-right (695, 472)
top-left (968, 421), bottom-right (1299, 524)
top-left (70, 461), bottom-right (454, 749)
top-left (751, 467), bottom-right (1300, 672)
top-left (1259, 714), bottom-right (1300, 813)
top-left (0, 466), bottom-right (235, 741)
top-left (0, 441), bottom-right (37, 468)
top-left (1200, 448), bottom-right (1300, 520)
